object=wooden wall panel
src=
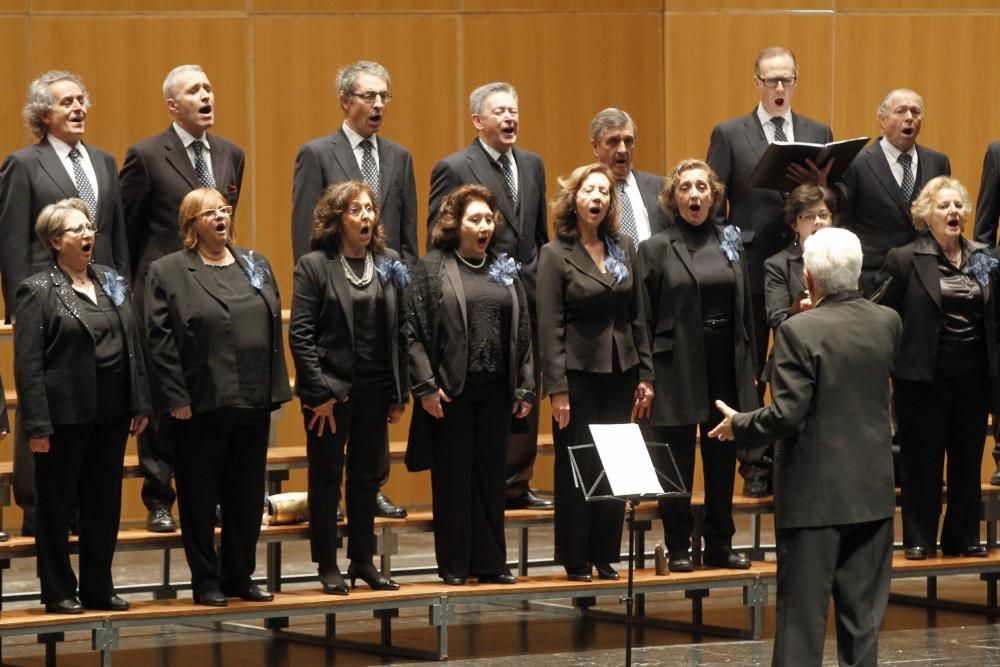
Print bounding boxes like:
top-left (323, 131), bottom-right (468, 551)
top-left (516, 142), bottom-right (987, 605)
top-left (463, 0), bottom-right (661, 10)
top-left (31, 0), bottom-right (244, 11)
top-left (839, 0), bottom-right (1000, 9)
top-left (0, 1), bottom-right (24, 11)
top-left (252, 0), bottom-right (457, 11)
top-left (666, 0), bottom-right (831, 8)
top-left (664, 13), bottom-right (833, 170)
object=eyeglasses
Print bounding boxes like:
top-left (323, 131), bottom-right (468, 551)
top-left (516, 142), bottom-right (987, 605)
top-left (349, 91), bottom-right (392, 104)
top-left (797, 211), bottom-right (832, 222)
top-left (195, 205), bottom-right (233, 219)
top-left (61, 222), bottom-right (97, 236)
top-left (756, 76), bottom-right (797, 89)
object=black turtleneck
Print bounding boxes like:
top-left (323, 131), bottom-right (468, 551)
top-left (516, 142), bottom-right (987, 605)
top-left (677, 219), bottom-right (735, 321)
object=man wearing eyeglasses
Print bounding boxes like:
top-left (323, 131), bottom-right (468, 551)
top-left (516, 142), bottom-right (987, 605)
top-left (0, 70), bottom-right (130, 539)
top-left (119, 64), bottom-right (245, 533)
top-left (291, 60), bottom-right (417, 520)
top-left (706, 47), bottom-right (833, 498)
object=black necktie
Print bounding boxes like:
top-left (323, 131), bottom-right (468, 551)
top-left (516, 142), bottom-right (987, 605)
top-left (771, 116), bottom-right (787, 142)
top-left (68, 147), bottom-right (97, 220)
top-left (360, 139), bottom-right (380, 198)
top-left (191, 141), bottom-right (215, 189)
top-left (497, 153), bottom-right (518, 207)
top-left (898, 152), bottom-right (915, 201)
top-left (617, 181), bottom-right (639, 250)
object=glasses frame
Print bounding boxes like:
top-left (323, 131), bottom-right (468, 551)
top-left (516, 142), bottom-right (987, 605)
top-left (348, 91), bottom-right (392, 104)
top-left (756, 75), bottom-right (797, 89)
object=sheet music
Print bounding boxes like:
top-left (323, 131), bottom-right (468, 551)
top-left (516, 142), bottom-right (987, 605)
top-left (589, 423), bottom-right (664, 496)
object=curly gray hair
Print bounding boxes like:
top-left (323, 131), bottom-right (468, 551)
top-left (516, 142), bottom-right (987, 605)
top-left (23, 71), bottom-right (90, 139)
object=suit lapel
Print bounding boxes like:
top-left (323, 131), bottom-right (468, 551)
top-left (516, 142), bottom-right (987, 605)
top-left (163, 128), bottom-right (200, 190)
top-left (86, 144), bottom-right (111, 226)
top-left (36, 141), bottom-right (77, 198)
top-left (565, 239), bottom-right (611, 289)
top-left (665, 224), bottom-right (698, 284)
top-left (443, 253), bottom-right (468, 330)
top-left (326, 253), bottom-right (355, 341)
top-left (208, 134), bottom-right (230, 188)
top-left (183, 249), bottom-right (230, 309)
top-left (739, 111), bottom-right (769, 165)
top-left (791, 114), bottom-right (822, 143)
top-left (50, 268), bottom-right (95, 338)
top-left (466, 142), bottom-right (520, 238)
top-left (231, 246), bottom-right (281, 317)
top-left (864, 145), bottom-right (911, 221)
top-left (377, 140), bottom-right (394, 205)
top-left (634, 171), bottom-right (660, 224)
top-left (913, 250), bottom-right (941, 309)
top-left (331, 129), bottom-right (365, 181)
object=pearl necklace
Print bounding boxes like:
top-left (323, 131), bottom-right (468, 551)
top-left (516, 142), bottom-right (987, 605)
top-left (454, 251), bottom-right (487, 269)
top-left (340, 252), bottom-right (374, 287)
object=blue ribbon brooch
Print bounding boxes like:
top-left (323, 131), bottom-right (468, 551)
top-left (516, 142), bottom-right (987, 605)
top-left (603, 238), bottom-right (629, 285)
top-left (720, 224), bottom-right (743, 262)
top-left (966, 250), bottom-right (999, 287)
top-left (488, 253), bottom-right (521, 286)
top-left (241, 250), bottom-right (271, 290)
top-left (376, 258), bottom-right (412, 288)
top-left (101, 270), bottom-right (128, 306)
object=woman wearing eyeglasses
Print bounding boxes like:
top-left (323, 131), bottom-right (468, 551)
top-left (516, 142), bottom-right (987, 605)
top-left (145, 188), bottom-right (291, 607)
top-left (15, 198), bottom-right (151, 614)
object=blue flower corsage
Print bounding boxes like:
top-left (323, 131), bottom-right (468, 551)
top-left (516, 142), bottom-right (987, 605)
top-left (241, 250), bottom-right (271, 290)
top-left (603, 238), bottom-right (629, 285)
top-left (720, 224), bottom-right (743, 263)
top-left (488, 253), bottom-right (521, 286)
top-left (376, 258), bottom-right (412, 288)
top-left (101, 270), bottom-right (128, 306)
top-left (965, 250), bottom-right (999, 287)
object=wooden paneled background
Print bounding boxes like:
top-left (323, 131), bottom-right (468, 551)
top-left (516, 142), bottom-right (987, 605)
top-left (1, 0), bottom-right (998, 523)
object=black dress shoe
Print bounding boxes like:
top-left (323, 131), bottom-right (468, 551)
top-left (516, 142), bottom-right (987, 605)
top-left (336, 505), bottom-right (344, 522)
top-left (83, 595), bottom-right (129, 611)
top-left (944, 545), bottom-right (989, 557)
top-left (193, 591), bottom-right (228, 607)
top-left (703, 549), bottom-right (751, 569)
top-left (505, 489), bottom-right (554, 510)
top-left (0, 530), bottom-right (9, 542)
top-left (442, 574), bottom-right (466, 585)
top-left (374, 492), bottom-right (408, 519)
top-left (478, 573), bottom-right (517, 584)
top-left (348, 562), bottom-right (400, 591)
top-left (565, 566), bottom-right (592, 582)
top-left (46, 598), bottom-right (83, 614)
top-left (742, 477), bottom-right (771, 498)
top-left (905, 546), bottom-right (928, 560)
top-left (223, 584), bottom-right (273, 602)
top-left (319, 568), bottom-right (349, 596)
top-left (594, 563), bottom-right (620, 580)
top-left (146, 507), bottom-right (177, 533)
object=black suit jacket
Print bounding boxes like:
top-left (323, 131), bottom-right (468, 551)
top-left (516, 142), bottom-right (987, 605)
top-left (289, 247), bottom-right (409, 406)
top-left (0, 372), bottom-right (7, 434)
top-left (292, 129), bottom-right (418, 265)
top-left (733, 292), bottom-right (901, 529)
top-left (763, 242), bottom-right (806, 330)
top-left (707, 109), bottom-right (833, 293)
top-left (119, 127), bottom-right (245, 307)
top-left (14, 264), bottom-right (152, 439)
top-left (838, 141), bottom-right (951, 272)
top-left (0, 140), bottom-right (129, 321)
top-left (636, 223), bottom-right (759, 425)
top-left (633, 169), bottom-right (670, 235)
top-left (974, 140), bottom-right (1000, 246)
top-left (144, 245), bottom-right (292, 416)
top-left (875, 235), bottom-right (1000, 394)
top-left (536, 237), bottom-right (652, 395)
top-left (427, 140), bottom-right (548, 306)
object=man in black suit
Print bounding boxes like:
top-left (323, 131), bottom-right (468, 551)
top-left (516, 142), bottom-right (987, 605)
top-left (973, 141), bottom-right (1000, 246)
top-left (836, 88), bottom-right (950, 295)
top-left (291, 60), bottom-right (417, 519)
top-left (0, 70), bottom-right (130, 537)
top-left (711, 227), bottom-right (901, 667)
top-left (428, 81), bottom-right (552, 510)
top-left (119, 64), bottom-right (245, 533)
top-left (706, 47), bottom-right (833, 497)
top-left (588, 108), bottom-right (668, 247)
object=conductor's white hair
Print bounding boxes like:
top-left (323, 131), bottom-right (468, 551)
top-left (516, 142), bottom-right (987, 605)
top-left (802, 227), bottom-right (862, 296)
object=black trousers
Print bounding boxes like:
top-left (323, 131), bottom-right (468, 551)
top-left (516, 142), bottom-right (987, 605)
top-left (739, 293), bottom-right (770, 484)
top-left (34, 418), bottom-right (130, 604)
top-left (772, 518), bottom-right (893, 667)
top-left (138, 415), bottom-right (177, 512)
top-left (430, 375), bottom-right (510, 578)
top-left (12, 412), bottom-right (34, 532)
top-left (173, 407), bottom-right (270, 595)
top-left (895, 373), bottom-right (990, 552)
top-left (647, 325), bottom-right (739, 556)
top-left (553, 368), bottom-right (632, 569)
top-left (505, 321), bottom-right (540, 498)
top-left (305, 393), bottom-right (390, 567)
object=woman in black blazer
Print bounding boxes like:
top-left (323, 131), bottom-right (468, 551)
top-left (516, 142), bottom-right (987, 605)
top-left (15, 198), bottom-right (151, 614)
top-left (290, 181), bottom-right (407, 594)
top-left (145, 188), bottom-right (292, 606)
top-left (537, 163), bottom-right (653, 581)
top-left (636, 159), bottom-right (759, 571)
top-left (407, 184), bottom-right (534, 586)
top-left (875, 176), bottom-right (1000, 560)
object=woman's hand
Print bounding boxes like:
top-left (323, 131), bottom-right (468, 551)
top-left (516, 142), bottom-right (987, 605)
top-left (632, 381), bottom-right (655, 421)
top-left (387, 403), bottom-right (405, 424)
top-left (170, 405), bottom-right (192, 420)
top-left (512, 399), bottom-right (532, 420)
top-left (550, 392), bottom-right (570, 430)
top-left (0, 430), bottom-right (7, 441)
top-left (421, 390), bottom-right (451, 419)
top-left (29, 436), bottom-right (50, 454)
top-left (131, 416), bottom-right (149, 436)
top-left (306, 398), bottom-right (337, 436)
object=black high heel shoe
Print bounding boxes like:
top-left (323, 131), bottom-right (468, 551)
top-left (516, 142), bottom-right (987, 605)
top-left (319, 567), bottom-right (349, 596)
top-left (348, 561), bottom-right (400, 591)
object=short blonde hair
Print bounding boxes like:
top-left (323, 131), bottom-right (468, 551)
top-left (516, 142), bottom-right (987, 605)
top-left (910, 176), bottom-right (970, 233)
top-left (551, 163), bottom-right (620, 242)
top-left (35, 198), bottom-right (91, 257)
top-left (178, 188), bottom-right (233, 249)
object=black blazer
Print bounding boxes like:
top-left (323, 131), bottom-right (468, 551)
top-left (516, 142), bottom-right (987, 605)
top-left (763, 241), bottom-right (806, 330)
top-left (14, 264), bottom-right (152, 439)
top-left (707, 109), bottom-right (833, 293)
top-left (0, 140), bottom-right (130, 321)
top-left (974, 140), bottom-right (1000, 246)
top-left (732, 293), bottom-right (901, 529)
top-left (427, 140), bottom-right (548, 306)
top-left (0, 372), bottom-right (7, 434)
top-left (289, 247), bottom-right (409, 406)
top-left (633, 169), bottom-right (670, 235)
top-left (636, 222), bottom-right (759, 426)
top-left (120, 127), bottom-right (245, 307)
top-left (291, 129), bottom-right (418, 265)
top-left (875, 234), bottom-right (1000, 389)
top-left (536, 237), bottom-right (652, 395)
top-left (144, 245), bottom-right (292, 415)
top-left (837, 141), bottom-right (951, 271)
top-left (406, 249), bottom-right (534, 402)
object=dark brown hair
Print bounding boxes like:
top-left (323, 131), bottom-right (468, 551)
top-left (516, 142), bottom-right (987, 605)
top-left (431, 184), bottom-right (503, 251)
top-left (309, 181), bottom-right (385, 253)
top-left (784, 184), bottom-right (837, 227)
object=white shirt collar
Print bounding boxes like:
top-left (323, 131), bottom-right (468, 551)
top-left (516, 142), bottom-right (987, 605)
top-left (47, 134), bottom-right (84, 159)
top-left (342, 121), bottom-right (377, 151)
top-left (756, 103), bottom-right (793, 134)
top-left (478, 138), bottom-right (512, 163)
top-left (879, 137), bottom-right (915, 163)
top-left (173, 122), bottom-right (209, 150)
